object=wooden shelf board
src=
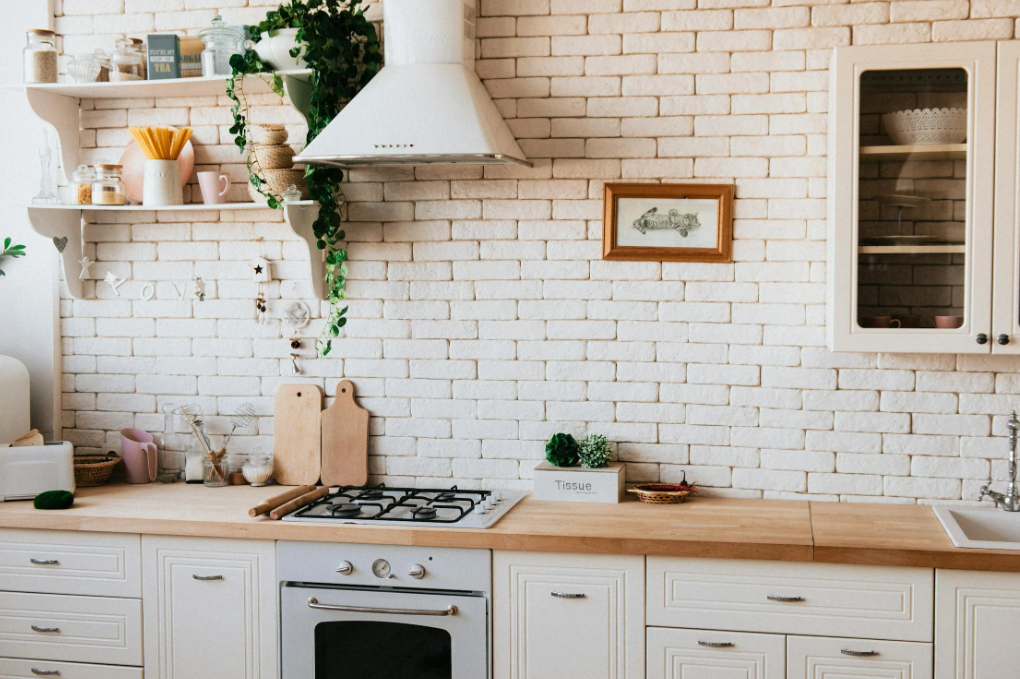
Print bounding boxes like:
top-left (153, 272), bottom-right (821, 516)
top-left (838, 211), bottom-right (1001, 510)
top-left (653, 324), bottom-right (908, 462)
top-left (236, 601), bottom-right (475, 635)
top-left (30, 202), bottom-right (304, 212)
top-left (21, 70), bottom-right (312, 99)
top-left (858, 244), bottom-right (966, 254)
top-left (859, 143), bottom-right (967, 162)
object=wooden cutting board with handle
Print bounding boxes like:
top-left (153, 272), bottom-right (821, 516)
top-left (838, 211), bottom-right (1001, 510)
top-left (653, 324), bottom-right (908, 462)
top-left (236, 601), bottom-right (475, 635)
top-left (273, 383), bottom-right (322, 485)
top-left (320, 380), bottom-right (369, 487)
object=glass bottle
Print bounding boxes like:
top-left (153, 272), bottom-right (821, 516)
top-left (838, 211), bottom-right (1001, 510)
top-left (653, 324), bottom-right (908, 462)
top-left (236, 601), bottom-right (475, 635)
top-left (200, 15), bottom-right (244, 77)
top-left (92, 164), bottom-right (126, 206)
top-left (110, 38), bottom-right (144, 81)
top-left (156, 403), bottom-right (185, 483)
top-left (23, 29), bottom-right (57, 84)
top-left (32, 131), bottom-right (58, 205)
top-left (71, 165), bottom-right (95, 205)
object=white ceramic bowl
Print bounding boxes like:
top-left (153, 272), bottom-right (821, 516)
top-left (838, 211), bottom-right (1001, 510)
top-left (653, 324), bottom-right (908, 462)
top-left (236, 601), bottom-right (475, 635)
top-left (253, 28), bottom-right (307, 71)
top-left (881, 107), bottom-right (967, 145)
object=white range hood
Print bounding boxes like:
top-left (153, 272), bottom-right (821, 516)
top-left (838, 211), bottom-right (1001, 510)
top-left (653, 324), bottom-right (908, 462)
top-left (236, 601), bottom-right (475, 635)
top-left (293, 0), bottom-right (531, 168)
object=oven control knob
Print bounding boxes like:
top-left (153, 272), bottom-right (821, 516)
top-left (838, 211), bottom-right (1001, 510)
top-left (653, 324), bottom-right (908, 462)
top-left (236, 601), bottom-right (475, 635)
top-left (336, 561), bottom-right (353, 575)
top-left (408, 564), bottom-right (426, 579)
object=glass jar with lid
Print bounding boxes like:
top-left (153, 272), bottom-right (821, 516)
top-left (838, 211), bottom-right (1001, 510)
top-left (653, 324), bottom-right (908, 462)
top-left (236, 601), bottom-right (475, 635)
top-left (92, 164), bottom-right (126, 206)
top-left (200, 15), bottom-right (245, 77)
top-left (23, 29), bottom-right (57, 84)
top-left (94, 48), bottom-right (110, 82)
top-left (71, 165), bottom-right (95, 205)
top-left (128, 37), bottom-right (147, 79)
top-left (110, 38), bottom-right (144, 81)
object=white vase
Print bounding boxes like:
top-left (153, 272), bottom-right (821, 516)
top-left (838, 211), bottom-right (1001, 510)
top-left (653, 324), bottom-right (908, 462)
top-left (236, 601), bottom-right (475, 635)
top-left (142, 159), bottom-right (183, 207)
top-left (254, 28), bottom-right (307, 71)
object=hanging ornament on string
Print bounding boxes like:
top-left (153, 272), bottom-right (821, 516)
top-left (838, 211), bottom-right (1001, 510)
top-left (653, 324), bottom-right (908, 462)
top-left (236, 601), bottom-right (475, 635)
top-left (252, 237), bottom-right (269, 323)
top-left (283, 301), bottom-right (310, 375)
top-left (76, 222), bottom-right (92, 280)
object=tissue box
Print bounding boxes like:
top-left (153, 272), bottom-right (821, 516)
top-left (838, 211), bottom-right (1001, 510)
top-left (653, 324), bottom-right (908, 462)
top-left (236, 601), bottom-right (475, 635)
top-left (532, 461), bottom-right (624, 503)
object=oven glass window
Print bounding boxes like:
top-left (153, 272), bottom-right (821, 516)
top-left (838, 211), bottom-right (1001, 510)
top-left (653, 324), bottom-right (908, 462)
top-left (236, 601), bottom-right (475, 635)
top-left (314, 621), bottom-right (452, 679)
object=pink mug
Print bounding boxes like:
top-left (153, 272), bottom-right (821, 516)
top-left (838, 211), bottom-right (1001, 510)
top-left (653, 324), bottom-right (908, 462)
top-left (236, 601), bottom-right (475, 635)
top-left (197, 171), bottom-right (230, 205)
top-left (121, 428), bottom-right (157, 484)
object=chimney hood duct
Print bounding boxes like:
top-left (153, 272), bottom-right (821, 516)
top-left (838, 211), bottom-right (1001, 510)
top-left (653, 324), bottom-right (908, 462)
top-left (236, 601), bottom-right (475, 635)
top-left (293, 0), bottom-right (531, 169)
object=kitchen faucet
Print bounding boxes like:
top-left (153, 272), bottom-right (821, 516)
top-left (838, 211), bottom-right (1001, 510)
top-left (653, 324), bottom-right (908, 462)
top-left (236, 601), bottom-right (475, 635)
top-left (979, 411), bottom-right (1020, 511)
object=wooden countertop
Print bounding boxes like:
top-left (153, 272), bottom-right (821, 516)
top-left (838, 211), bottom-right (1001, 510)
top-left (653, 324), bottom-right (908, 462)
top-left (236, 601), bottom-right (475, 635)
top-left (1, 483), bottom-right (1018, 571)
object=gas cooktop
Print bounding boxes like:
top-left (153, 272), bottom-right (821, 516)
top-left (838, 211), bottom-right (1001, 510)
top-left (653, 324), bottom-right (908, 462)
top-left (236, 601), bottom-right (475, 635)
top-left (281, 485), bottom-right (525, 529)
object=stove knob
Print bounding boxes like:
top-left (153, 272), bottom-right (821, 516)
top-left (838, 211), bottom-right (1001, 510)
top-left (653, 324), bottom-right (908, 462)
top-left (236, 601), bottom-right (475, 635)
top-left (408, 564), bottom-right (426, 579)
top-left (493, 492), bottom-right (504, 503)
top-left (336, 561), bottom-right (353, 575)
top-left (474, 502), bottom-right (489, 514)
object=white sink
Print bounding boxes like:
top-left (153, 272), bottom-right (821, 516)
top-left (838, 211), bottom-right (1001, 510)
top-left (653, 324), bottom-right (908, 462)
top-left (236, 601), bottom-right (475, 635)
top-left (934, 505), bottom-right (1020, 551)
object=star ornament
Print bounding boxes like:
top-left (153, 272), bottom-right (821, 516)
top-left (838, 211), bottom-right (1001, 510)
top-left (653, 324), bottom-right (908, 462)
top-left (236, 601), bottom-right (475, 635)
top-left (254, 264), bottom-right (264, 274)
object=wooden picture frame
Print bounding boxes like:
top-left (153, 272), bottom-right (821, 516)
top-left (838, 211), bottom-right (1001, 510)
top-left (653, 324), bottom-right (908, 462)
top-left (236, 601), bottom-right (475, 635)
top-left (601, 183), bottom-right (734, 262)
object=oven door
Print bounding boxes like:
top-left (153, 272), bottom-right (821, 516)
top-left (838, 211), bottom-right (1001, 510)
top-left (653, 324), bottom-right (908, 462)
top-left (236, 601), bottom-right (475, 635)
top-left (281, 584), bottom-right (488, 679)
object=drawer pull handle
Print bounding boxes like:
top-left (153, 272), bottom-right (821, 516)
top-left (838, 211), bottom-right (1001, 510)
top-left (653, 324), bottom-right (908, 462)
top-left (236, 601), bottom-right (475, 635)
top-left (550, 592), bottom-right (586, 599)
top-left (30, 559), bottom-right (59, 565)
top-left (766, 595), bottom-right (804, 603)
top-left (193, 574), bottom-right (224, 581)
top-left (31, 670), bottom-right (60, 676)
top-left (697, 641), bottom-right (734, 648)
top-left (840, 649), bottom-right (879, 657)
top-left (30, 626), bottom-right (60, 633)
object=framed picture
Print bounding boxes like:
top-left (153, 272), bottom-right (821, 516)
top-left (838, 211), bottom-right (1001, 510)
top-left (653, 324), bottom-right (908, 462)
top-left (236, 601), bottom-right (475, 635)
top-left (601, 183), bottom-right (734, 262)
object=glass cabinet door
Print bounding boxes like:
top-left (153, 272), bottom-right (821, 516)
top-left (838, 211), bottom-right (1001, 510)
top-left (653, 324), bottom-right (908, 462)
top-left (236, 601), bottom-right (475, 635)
top-left (828, 42), bottom-right (996, 353)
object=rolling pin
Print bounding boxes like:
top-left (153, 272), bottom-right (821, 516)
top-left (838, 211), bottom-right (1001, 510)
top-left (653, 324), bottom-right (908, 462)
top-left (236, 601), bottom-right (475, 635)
top-left (249, 484), bottom-right (317, 517)
top-left (269, 486), bottom-right (330, 520)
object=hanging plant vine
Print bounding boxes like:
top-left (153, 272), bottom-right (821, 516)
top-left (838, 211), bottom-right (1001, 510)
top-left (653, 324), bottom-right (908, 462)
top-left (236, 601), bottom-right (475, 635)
top-left (227, 0), bottom-right (382, 355)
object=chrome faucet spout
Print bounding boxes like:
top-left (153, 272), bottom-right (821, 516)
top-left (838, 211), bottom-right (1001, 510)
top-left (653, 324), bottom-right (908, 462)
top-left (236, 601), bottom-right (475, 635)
top-left (981, 411), bottom-right (1020, 512)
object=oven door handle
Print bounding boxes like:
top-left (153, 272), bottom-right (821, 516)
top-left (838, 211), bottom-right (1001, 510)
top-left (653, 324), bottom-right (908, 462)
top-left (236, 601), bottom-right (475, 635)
top-left (307, 597), bottom-right (459, 617)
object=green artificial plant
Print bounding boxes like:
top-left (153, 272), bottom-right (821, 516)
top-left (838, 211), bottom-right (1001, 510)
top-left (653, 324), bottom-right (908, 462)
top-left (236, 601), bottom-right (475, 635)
top-left (545, 433), bottom-right (580, 467)
top-left (228, 0), bottom-right (382, 356)
top-left (0, 238), bottom-right (26, 277)
top-left (578, 434), bottom-right (611, 469)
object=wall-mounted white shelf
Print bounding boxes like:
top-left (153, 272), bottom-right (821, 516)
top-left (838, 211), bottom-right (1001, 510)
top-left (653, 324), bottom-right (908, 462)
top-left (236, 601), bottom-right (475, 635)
top-left (27, 200), bottom-right (325, 302)
top-left (21, 69), bottom-right (312, 183)
top-left (858, 244), bottom-right (967, 255)
top-left (859, 143), bottom-right (968, 162)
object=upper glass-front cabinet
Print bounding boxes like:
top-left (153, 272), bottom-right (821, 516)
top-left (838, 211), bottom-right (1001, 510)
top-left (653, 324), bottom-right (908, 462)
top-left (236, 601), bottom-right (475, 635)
top-left (828, 41), bottom-right (997, 353)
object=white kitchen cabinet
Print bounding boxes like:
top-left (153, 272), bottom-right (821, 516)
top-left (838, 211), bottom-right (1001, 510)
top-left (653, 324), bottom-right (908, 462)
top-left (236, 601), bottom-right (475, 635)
top-left (493, 551), bottom-right (644, 679)
top-left (647, 627), bottom-right (785, 679)
top-left (935, 569), bottom-right (1020, 679)
top-left (787, 635), bottom-right (933, 679)
top-left (992, 42), bottom-right (1020, 352)
top-left (141, 536), bottom-right (277, 679)
top-left (828, 41), bottom-right (998, 353)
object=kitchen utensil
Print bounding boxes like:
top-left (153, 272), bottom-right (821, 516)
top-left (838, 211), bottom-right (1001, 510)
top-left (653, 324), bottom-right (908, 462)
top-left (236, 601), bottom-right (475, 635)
top-left (0, 441), bottom-right (75, 501)
top-left (197, 171), bottom-right (231, 204)
top-left (935, 315), bottom-right (964, 329)
top-left (859, 316), bottom-right (902, 328)
top-left (273, 384), bottom-right (322, 485)
top-left (121, 428), bottom-right (157, 484)
top-left (627, 481), bottom-right (696, 504)
top-left (73, 453), bottom-right (119, 488)
top-left (320, 380), bottom-right (370, 487)
top-left (249, 483), bottom-right (317, 517)
top-left (269, 485), bottom-right (329, 520)
top-left (882, 107), bottom-right (967, 145)
top-left (119, 140), bottom-right (194, 204)
top-left (224, 401), bottom-right (256, 447)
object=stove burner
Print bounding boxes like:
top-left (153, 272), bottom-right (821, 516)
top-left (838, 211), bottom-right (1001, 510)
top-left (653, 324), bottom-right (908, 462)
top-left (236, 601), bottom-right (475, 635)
top-left (329, 502), bottom-right (362, 517)
top-left (413, 506), bottom-right (438, 520)
top-left (358, 489), bottom-right (385, 500)
top-left (434, 492), bottom-right (456, 502)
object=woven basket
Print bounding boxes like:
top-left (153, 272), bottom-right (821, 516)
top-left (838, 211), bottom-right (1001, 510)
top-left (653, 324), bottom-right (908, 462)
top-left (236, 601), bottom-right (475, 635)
top-left (74, 454), bottom-right (120, 488)
top-left (251, 144), bottom-right (296, 172)
top-left (248, 168), bottom-right (309, 203)
top-left (627, 483), bottom-right (696, 504)
top-left (251, 124), bottom-right (288, 146)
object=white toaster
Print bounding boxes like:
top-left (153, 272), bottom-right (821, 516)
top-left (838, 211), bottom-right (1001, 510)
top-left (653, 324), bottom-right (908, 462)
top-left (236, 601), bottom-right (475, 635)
top-left (0, 441), bottom-right (76, 501)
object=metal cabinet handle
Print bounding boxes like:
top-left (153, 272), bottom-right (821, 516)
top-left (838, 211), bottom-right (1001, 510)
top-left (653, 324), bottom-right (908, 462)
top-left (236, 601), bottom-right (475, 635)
top-left (31, 670), bottom-right (60, 676)
top-left (977, 333), bottom-right (989, 344)
top-left (192, 574), bottom-right (224, 581)
top-left (697, 640), bottom-right (734, 648)
top-left (550, 591), bottom-right (586, 599)
top-left (840, 649), bottom-right (879, 657)
top-left (30, 559), bottom-right (59, 565)
top-left (999, 334), bottom-right (1011, 345)
top-left (31, 626), bottom-right (60, 633)
top-left (766, 595), bottom-right (804, 602)
top-left (308, 597), bottom-right (457, 617)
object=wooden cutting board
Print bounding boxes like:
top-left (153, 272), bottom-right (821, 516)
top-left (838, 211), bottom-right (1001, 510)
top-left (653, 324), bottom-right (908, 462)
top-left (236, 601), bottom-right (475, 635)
top-left (273, 383), bottom-right (322, 486)
top-left (320, 380), bottom-right (369, 487)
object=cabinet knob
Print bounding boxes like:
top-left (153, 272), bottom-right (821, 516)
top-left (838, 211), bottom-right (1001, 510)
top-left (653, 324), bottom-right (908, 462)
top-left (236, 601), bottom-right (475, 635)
top-left (999, 334), bottom-right (1011, 345)
top-left (30, 626), bottom-right (60, 633)
top-left (30, 558), bottom-right (59, 566)
top-left (766, 595), bottom-right (804, 603)
top-left (976, 334), bottom-right (989, 344)
top-left (697, 640), bottom-right (734, 648)
top-left (336, 561), bottom-right (353, 575)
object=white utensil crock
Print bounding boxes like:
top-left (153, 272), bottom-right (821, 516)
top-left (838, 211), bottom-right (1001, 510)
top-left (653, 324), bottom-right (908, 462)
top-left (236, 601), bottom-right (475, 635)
top-left (143, 159), bottom-right (184, 207)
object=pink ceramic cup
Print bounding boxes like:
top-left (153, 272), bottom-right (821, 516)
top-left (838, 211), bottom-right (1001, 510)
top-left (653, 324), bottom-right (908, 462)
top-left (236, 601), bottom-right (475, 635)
top-left (121, 427), bottom-right (157, 484)
top-left (934, 315), bottom-right (964, 329)
top-left (197, 171), bottom-right (230, 205)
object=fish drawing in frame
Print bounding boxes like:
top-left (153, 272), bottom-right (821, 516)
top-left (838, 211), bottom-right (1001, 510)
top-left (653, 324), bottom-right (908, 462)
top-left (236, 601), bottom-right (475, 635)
top-left (631, 207), bottom-right (701, 238)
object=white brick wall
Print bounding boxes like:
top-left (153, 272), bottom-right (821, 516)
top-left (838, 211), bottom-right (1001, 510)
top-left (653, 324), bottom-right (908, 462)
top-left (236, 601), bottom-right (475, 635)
top-left (54, 0), bottom-right (1020, 503)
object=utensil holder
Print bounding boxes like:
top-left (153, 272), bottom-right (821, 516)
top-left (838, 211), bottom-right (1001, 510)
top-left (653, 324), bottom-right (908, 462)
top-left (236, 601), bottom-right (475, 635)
top-left (143, 159), bottom-right (183, 206)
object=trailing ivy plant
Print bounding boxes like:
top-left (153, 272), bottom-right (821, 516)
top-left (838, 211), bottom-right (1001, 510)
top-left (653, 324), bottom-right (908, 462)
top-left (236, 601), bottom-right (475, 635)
top-left (228, 0), bottom-right (382, 355)
top-left (0, 238), bottom-right (26, 277)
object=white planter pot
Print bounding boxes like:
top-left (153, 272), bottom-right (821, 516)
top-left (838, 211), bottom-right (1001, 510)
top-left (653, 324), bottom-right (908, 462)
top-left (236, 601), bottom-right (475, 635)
top-left (254, 28), bottom-right (307, 71)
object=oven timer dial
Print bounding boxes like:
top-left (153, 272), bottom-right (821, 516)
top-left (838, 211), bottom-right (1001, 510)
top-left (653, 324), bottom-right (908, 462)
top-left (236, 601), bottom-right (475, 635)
top-left (336, 561), bottom-right (353, 575)
top-left (371, 559), bottom-right (392, 579)
top-left (408, 564), bottom-right (426, 579)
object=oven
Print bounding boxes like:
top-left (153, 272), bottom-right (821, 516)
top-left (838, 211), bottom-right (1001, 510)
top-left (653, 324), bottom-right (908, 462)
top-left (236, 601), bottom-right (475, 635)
top-left (278, 541), bottom-right (492, 679)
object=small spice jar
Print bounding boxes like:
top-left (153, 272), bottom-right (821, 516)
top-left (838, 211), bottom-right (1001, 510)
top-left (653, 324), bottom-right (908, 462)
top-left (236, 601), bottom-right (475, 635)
top-left (71, 165), bottom-right (95, 205)
top-left (23, 29), bottom-right (57, 84)
top-left (92, 164), bottom-right (126, 206)
top-left (241, 452), bottom-right (274, 487)
top-left (110, 38), bottom-right (144, 81)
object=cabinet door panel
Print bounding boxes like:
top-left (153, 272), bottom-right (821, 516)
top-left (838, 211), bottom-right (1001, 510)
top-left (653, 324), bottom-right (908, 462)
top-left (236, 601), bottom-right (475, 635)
top-left (142, 536), bottom-right (276, 679)
top-left (935, 569), bottom-right (1020, 679)
top-left (647, 627), bottom-right (784, 679)
top-left (993, 41), bottom-right (1020, 351)
top-left (788, 635), bottom-right (933, 679)
top-left (493, 551), bottom-right (643, 679)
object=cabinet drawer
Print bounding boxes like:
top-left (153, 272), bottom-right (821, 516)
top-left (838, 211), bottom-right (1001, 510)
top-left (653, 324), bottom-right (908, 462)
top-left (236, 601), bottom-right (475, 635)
top-left (648, 557), bottom-right (933, 642)
top-left (787, 635), bottom-right (933, 679)
top-left (647, 627), bottom-right (785, 679)
top-left (0, 657), bottom-right (142, 679)
top-left (0, 592), bottom-right (142, 666)
top-left (0, 529), bottom-right (140, 598)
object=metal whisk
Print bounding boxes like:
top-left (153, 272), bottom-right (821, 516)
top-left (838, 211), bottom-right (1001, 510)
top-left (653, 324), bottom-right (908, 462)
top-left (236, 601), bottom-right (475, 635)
top-left (224, 402), bottom-right (256, 446)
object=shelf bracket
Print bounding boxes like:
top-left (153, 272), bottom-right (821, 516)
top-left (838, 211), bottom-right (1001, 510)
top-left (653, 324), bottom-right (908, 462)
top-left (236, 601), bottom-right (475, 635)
top-left (25, 88), bottom-right (80, 185)
top-left (281, 73), bottom-right (313, 127)
top-left (283, 202), bottom-right (325, 301)
top-left (27, 207), bottom-right (84, 300)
